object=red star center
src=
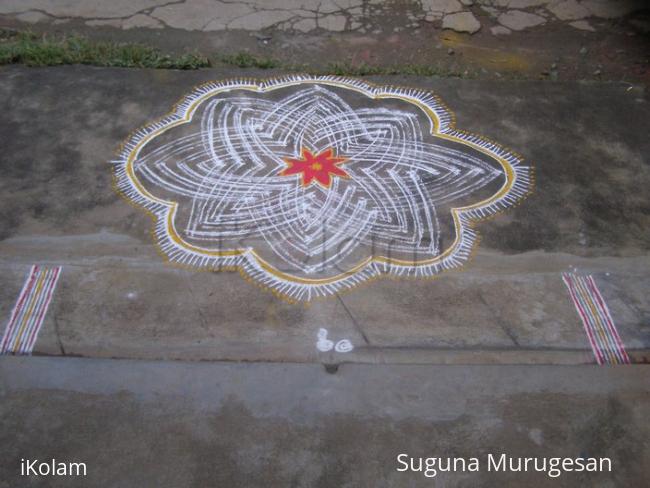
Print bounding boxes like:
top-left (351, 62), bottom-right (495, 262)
top-left (279, 147), bottom-right (350, 188)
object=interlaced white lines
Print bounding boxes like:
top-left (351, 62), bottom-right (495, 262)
top-left (114, 75), bottom-right (533, 301)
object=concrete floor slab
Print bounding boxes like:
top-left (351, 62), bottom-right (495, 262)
top-left (0, 66), bottom-right (648, 364)
top-left (0, 356), bottom-right (649, 487)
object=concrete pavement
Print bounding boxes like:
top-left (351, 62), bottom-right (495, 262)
top-left (0, 65), bottom-right (648, 364)
top-left (1, 356), bottom-right (649, 487)
top-left (0, 4), bottom-right (648, 487)
top-left (0, 0), bottom-right (644, 33)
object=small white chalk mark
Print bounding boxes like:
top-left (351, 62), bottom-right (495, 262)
top-left (334, 340), bottom-right (354, 353)
top-left (316, 328), bottom-right (353, 353)
top-left (316, 328), bottom-right (334, 352)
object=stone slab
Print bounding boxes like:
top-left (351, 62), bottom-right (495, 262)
top-left (0, 66), bottom-right (648, 364)
top-left (1, 356), bottom-right (649, 486)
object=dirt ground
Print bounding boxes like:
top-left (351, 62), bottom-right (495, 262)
top-left (1, 0), bottom-right (649, 82)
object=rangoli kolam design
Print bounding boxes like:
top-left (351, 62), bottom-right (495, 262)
top-left (113, 76), bottom-right (533, 302)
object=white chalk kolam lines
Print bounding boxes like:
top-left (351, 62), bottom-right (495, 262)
top-left (113, 75), bottom-right (533, 302)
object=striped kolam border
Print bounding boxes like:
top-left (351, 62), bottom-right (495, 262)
top-left (1, 265), bottom-right (62, 355)
top-left (112, 74), bottom-right (534, 302)
top-left (562, 273), bottom-right (630, 365)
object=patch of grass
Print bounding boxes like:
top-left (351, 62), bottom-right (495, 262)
top-left (0, 31), bottom-right (210, 69)
top-left (0, 30), bottom-right (472, 77)
top-left (325, 62), bottom-right (388, 76)
top-left (322, 61), bottom-right (470, 78)
top-left (219, 52), bottom-right (280, 69)
top-left (217, 55), bottom-right (472, 78)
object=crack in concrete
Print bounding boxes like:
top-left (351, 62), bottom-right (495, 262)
top-left (3, 0), bottom-right (643, 35)
top-left (477, 290), bottom-right (521, 347)
top-left (336, 293), bottom-right (370, 345)
top-left (53, 314), bottom-right (67, 356)
top-left (183, 274), bottom-right (210, 331)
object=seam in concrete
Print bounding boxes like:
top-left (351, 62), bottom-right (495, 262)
top-left (477, 289), bottom-right (521, 347)
top-left (53, 314), bottom-right (67, 356)
top-left (183, 274), bottom-right (210, 331)
top-left (336, 294), bottom-right (370, 345)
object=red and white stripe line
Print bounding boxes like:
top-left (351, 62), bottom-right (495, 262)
top-left (562, 273), bottom-right (630, 365)
top-left (1, 265), bottom-right (62, 355)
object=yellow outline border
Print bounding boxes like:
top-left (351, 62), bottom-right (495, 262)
top-left (113, 75), bottom-right (534, 300)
